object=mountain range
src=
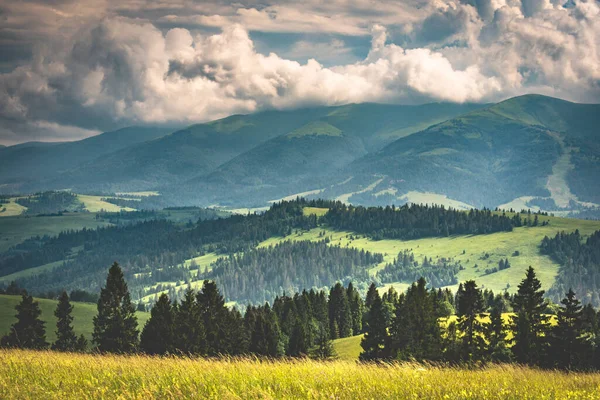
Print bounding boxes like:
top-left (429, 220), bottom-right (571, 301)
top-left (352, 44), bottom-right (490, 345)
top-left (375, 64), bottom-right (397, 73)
top-left (1, 95), bottom-right (598, 212)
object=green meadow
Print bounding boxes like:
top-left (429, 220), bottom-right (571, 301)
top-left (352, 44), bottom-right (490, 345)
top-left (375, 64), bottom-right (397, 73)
top-left (0, 295), bottom-right (149, 345)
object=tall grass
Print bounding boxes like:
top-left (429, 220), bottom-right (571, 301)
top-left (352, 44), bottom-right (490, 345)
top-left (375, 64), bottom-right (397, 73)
top-left (1, 349), bottom-right (599, 399)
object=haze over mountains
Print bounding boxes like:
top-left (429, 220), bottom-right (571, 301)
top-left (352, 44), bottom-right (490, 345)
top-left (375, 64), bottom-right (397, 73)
top-left (2, 95), bottom-right (599, 212)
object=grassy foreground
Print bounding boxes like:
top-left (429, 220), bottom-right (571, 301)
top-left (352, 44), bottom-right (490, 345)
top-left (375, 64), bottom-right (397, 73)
top-left (1, 350), bottom-right (600, 399)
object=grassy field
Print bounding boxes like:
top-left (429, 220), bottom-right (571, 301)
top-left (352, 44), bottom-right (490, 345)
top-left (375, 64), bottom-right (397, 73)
top-left (0, 213), bottom-right (111, 253)
top-left (1, 350), bottom-right (600, 399)
top-left (77, 195), bottom-right (135, 212)
top-left (259, 214), bottom-right (600, 294)
top-left (0, 198), bottom-right (27, 217)
top-left (0, 295), bottom-right (149, 344)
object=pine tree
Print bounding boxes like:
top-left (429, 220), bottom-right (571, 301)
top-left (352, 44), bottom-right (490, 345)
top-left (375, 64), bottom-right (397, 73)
top-left (174, 288), bottom-right (205, 354)
top-left (363, 283), bottom-right (379, 331)
top-left (456, 280), bottom-right (486, 362)
top-left (359, 290), bottom-right (388, 361)
top-left (52, 291), bottom-right (80, 351)
top-left (328, 283), bottom-right (352, 338)
top-left (389, 278), bottom-right (442, 361)
top-left (288, 316), bottom-right (309, 356)
top-left (140, 293), bottom-right (175, 355)
top-left (197, 281), bottom-right (230, 355)
top-left (552, 289), bottom-right (585, 369)
top-left (1, 293), bottom-right (48, 349)
top-left (346, 283), bottom-right (363, 335)
top-left (92, 262), bottom-right (139, 353)
top-left (511, 267), bottom-right (550, 365)
top-left (310, 322), bottom-right (336, 360)
top-left (484, 304), bottom-right (511, 362)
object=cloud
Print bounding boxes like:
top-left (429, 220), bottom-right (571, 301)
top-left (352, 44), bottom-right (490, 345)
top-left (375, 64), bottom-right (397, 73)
top-left (0, 0), bottom-right (599, 144)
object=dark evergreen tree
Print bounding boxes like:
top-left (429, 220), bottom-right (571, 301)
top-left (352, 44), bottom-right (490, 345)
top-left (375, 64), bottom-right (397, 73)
top-left (359, 289), bottom-right (388, 361)
top-left (140, 293), bottom-right (175, 355)
top-left (310, 323), bottom-right (336, 360)
top-left (388, 278), bottom-right (441, 361)
top-left (551, 289), bottom-right (586, 369)
top-left (456, 280), bottom-right (485, 362)
top-left (52, 291), bottom-right (81, 352)
top-left (511, 267), bottom-right (550, 365)
top-left (173, 288), bottom-right (205, 354)
top-left (1, 293), bottom-right (48, 349)
top-left (196, 280), bottom-right (231, 355)
top-left (347, 283), bottom-right (363, 336)
top-left (484, 304), bottom-right (511, 362)
top-left (92, 262), bottom-right (139, 353)
top-left (328, 283), bottom-right (352, 338)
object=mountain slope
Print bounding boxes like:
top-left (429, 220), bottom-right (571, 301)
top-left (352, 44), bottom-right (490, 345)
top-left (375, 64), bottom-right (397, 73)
top-left (335, 95), bottom-right (600, 208)
top-left (0, 127), bottom-right (174, 192)
top-left (173, 103), bottom-right (485, 206)
top-left (49, 108), bottom-right (338, 192)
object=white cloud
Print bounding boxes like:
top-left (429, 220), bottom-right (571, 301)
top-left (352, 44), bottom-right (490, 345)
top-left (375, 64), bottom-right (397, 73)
top-left (0, 0), bottom-right (599, 143)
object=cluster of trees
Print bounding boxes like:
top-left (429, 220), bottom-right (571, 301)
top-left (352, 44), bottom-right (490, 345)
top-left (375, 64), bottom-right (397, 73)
top-left (203, 240), bottom-right (382, 304)
top-left (542, 230), bottom-right (600, 307)
top-left (361, 267), bottom-right (600, 370)
top-left (376, 251), bottom-right (462, 288)
top-left (484, 258), bottom-right (511, 276)
top-left (5, 262), bottom-right (600, 370)
top-left (1, 291), bottom-right (87, 352)
top-left (320, 203), bottom-right (522, 240)
top-left (4, 200), bottom-right (318, 297)
top-left (16, 191), bottom-right (85, 215)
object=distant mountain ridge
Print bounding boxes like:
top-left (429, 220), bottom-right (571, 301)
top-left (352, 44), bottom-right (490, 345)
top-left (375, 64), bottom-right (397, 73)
top-left (1, 95), bottom-right (599, 212)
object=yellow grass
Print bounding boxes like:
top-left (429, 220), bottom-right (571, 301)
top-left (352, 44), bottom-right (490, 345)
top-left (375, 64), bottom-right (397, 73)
top-left (77, 195), bottom-right (136, 212)
top-left (0, 198), bottom-right (27, 217)
top-left (1, 349), bottom-right (600, 399)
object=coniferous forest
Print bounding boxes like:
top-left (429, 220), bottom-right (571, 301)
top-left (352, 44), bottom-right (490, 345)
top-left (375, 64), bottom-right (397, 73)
top-left (542, 230), bottom-right (600, 306)
top-left (0, 199), bottom-right (529, 302)
top-left (4, 262), bottom-right (600, 372)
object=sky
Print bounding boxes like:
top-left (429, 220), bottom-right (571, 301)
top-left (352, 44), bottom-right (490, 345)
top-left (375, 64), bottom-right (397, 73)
top-left (0, 0), bottom-right (599, 145)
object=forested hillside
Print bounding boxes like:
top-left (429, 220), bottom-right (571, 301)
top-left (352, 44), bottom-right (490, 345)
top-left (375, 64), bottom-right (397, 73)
top-left (542, 230), bottom-right (600, 306)
top-left (0, 199), bottom-right (562, 306)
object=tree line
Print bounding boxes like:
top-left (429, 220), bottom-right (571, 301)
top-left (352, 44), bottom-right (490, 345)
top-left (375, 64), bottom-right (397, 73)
top-left (360, 267), bottom-right (600, 370)
top-left (542, 230), bottom-right (600, 307)
top-left (376, 250), bottom-right (462, 288)
top-left (4, 262), bottom-right (600, 370)
top-left (16, 191), bottom-right (85, 215)
top-left (2, 200), bottom-right (318, 297)
top-left (320, 203), bottom-right (524, 240)
top-left (201, 240), bottom-right (382, 304)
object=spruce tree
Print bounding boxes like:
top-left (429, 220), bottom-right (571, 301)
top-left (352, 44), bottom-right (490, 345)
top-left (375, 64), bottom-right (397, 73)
top-left (92, 262), bottom-right (139, 353)
top-left (456, 280), bottom-right (486, 362)
top-left (359, 290), bottom-right (388, 361)
top-left (511, 267), bottom-right (550, 365)
top-left (174, 288), bottom-right (205, 354)
top-left (1, 293), bottom-right (48, 349)
top-left (197, 281), bottom-right (230, 355)
top-left (288, 316), bottom-right (309, 356)
top-left (484, 304), bottom-right (511, 362)
top-left (389, 278), bottom-right (442, 361)
top-left (552, 289), bottom-right (585, 369)
top-left (52, 291), bottom-right (80, 351)
top-left (140, 293), bottom-right (175, 355)
top-left (328, 283), bottom-right (352, 338)
top-left (310, 322), bottom-right (336, 360)
top-left (346, 283), bottom-right (363, 335)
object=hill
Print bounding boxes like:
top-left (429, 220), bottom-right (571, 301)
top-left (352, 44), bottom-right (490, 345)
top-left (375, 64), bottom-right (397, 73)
top-left (0, 294), bottom-right (149, 344)
top-left (1, 102), bottom-right (483, 199)
top-left (331, 95), bottom-right (600, 209)
top-left (0, 127), bottom-right (174, 193)
top-left (177, 102), bottom-right (485, 207)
